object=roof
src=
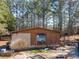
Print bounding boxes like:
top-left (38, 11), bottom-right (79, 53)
top-left (11, 27), bottom-right (60, 34)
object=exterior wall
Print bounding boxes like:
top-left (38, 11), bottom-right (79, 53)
top-left (12, 28), bottom-right (60, 47)
top-left (11, 33), bottom-right (31, 49)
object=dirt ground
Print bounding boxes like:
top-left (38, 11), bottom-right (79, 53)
top-left (0, 50), bottom-right (69, 59)
top-left (0, 41), bottom-right (8, 46)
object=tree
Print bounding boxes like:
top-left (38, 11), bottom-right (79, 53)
top-left (0, 0), bottom-right (15, 34)
top-left (6, 16), bottom-right (16, 31)
top-left (7, 0), bottom-right (79, 35)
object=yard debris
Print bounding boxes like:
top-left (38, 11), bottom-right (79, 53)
top-left (32, 55), bottom-right (46, 59)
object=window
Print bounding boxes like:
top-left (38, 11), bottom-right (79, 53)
top-left (36, 33), bottom-right (46, 42)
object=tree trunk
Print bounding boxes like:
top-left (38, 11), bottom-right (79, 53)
top-left (58, 0), bottom-right (63, 33)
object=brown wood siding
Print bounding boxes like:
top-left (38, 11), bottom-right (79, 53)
top-left (12, 28), bottom-right (60, 46)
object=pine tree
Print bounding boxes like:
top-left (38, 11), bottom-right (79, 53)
top-left (0, 0), bottom-right (15, 34)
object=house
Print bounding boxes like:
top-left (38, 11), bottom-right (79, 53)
top-left (10, 27), bottom-right (60, 49)
top-left (0, 35), bottom-right (11, 41)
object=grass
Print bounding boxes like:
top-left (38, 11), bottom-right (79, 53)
top-left (31, 50), bottom-right (48, 53)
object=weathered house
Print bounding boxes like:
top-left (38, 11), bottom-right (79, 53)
top-left (10, 27), bottom-right (60, 49)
